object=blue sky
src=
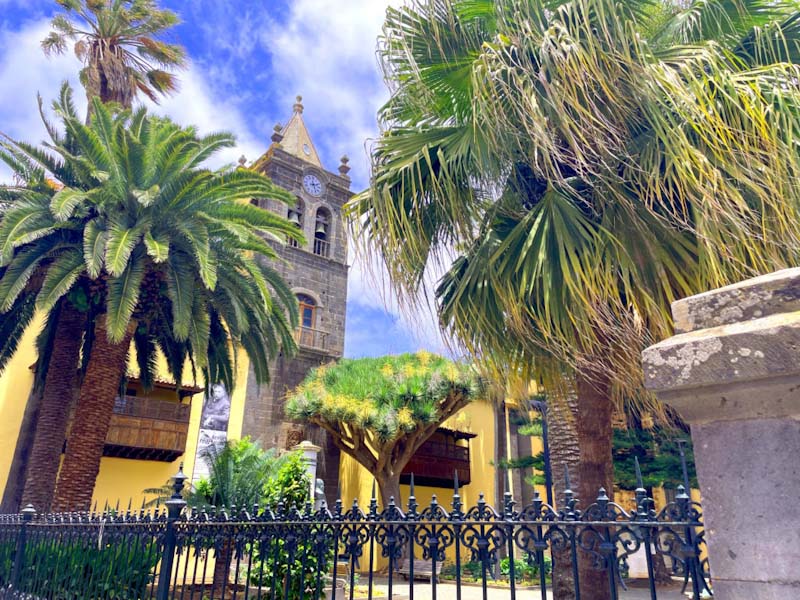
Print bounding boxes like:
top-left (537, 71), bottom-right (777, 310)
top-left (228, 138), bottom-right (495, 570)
top-left (0, 0), bottom-right (448, 358)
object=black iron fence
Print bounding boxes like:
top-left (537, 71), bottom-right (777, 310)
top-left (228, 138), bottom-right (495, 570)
top-left (0, 469), bottom-right (711, 600)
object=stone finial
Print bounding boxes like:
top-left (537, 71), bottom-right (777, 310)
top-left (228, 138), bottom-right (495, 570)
top-left (338, 154), bottom-right (351, 178)
top-left (238, 155), bottom-right (247, 167)
top-left (293, 95), bottom-right (304, 114)
top-left (271, 123), bottom-right (284, 145)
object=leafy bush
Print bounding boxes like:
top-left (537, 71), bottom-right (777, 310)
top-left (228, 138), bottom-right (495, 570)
top-left (441, 556), bottom-right (551, 585)
top-left (2, 537), bottom-right (158, 599)
top-left (263, 451), bottom-right (312, 509)
top-left (500, 555), bottom-right (551, 583)
top-left (191, 437), bottom-right (289, 509)
top-left (248, 452), bottom-right (334, 600)
top-left (440, 560), bottom-right (485, 581)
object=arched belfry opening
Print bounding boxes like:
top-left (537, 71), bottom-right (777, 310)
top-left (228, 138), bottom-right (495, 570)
top-left (288, 198), bottom-right (305, 248)
top-left (313, 207), bottom-right (331, 257)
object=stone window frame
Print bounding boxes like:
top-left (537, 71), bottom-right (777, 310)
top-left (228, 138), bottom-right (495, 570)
top-left (293, 288), bottom-right (325, 334)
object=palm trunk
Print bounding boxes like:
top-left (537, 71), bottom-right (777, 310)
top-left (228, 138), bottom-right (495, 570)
top-left (212, 540), bottom-right (234, 597)
top-left (548, 391), bottom-right (580, 600)
top-left (1, 386), bottom-right (44, 512)
top-left (20, 303), bottom-right (84, 513)
top-left (574, 369), bottom-right (614, 600)
top-left (52, 316), bottom-right (133, 512)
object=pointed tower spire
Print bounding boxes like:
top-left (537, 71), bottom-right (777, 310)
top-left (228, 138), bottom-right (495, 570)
top-left (278, 94), bottom-right (323, 168)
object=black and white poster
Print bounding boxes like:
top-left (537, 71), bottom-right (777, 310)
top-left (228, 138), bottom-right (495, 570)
top-left (191, 383), bottom-right (232, 483)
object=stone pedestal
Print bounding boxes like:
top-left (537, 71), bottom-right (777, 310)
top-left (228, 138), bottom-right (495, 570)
top-left (292, 440), bottom-right (322, 505)
top-left (642, 269), bottom-right (800, 599)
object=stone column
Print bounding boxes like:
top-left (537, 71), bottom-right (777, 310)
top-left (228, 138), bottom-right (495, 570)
top-left (642, 269), bottom-right (800, 599)
top-left (292, 440), bottom-right (322, 504)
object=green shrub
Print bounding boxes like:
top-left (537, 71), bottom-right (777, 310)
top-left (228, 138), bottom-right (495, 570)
top-left (2, 536), bottom-right (159, 599)
top-left (248, 453), bottom-right (334, 599)
top-left (500, 555), bottom-right (551, 583)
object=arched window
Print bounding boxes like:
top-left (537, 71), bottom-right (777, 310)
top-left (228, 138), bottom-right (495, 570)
top-left (297, 294), bottom-right (317, 330)
top-left (313, 208), bottom-right (331, 257)
top-left (287, 198), bottom-right (304, 248)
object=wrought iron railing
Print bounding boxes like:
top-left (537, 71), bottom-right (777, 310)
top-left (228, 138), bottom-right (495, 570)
top-left (0, 469), bottom-right (712, 600)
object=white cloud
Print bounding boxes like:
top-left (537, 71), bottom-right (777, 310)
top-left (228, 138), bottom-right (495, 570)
top-left (258, 0), bottom-right (402, 188)
top-left (142, 61), bottom-right (264, 168)
top-left (0, 19), bottom-right (260, 173)
top-left (0, 19), bottom-right (82, 163)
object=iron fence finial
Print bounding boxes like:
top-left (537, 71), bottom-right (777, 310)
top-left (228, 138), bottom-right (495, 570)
top-left (171, 463), bottom-right (188, 499)
top-left (20, 504), bottom-right (36, 522)
top-left (634, 456), bottom-right (645, 491)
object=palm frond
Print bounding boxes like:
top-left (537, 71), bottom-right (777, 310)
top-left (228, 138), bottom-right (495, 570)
top-left (105, 246), bottom-right (144, 342)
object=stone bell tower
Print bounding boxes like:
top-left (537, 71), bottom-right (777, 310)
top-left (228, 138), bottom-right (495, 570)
top-left (241, 96), bottom-right (350, 499)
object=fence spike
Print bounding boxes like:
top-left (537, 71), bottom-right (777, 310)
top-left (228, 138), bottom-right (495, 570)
top-left (407, 474), bottom-right (418, 516)
top-left (503, 490), bottom-right (514, 519)
top-left (634, 456), bottom-right (644, 490)
top-left (454, 469), bottom-right (459, 495)
top-left (564, 465), bottom-right (572, 491)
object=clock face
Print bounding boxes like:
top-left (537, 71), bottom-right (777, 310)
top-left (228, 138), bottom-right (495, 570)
top-left (303, 174), bottom-right (323, 196)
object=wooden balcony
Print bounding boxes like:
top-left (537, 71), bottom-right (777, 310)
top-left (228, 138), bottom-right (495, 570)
top-left (104, 396), bottom-right (191, 462)
top-left (295, 326), bottom-right (330, 353)
top-left (401, 429), bottom-right (475, 488)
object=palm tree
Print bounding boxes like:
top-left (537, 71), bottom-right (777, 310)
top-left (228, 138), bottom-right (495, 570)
top-left (0, 86), bottom-right (303, 511)
top-left (0, 93), bottom-right (102, 512)
top-left (5, 0), bottom-right (186, 512)
top-left (350, 1), bottom-right (800, 597)
top-left (42, 0), bottom-right (186, 109)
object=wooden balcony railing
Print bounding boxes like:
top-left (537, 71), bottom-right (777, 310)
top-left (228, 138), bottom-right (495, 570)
top-left (295, 326), bottom-right (330, 352)
top-left (401, 439), bottom-right (471, 488)
top-left (104, 396), bottom-right (191, 462)
top-left (313, 238), bottom-right (330, 257)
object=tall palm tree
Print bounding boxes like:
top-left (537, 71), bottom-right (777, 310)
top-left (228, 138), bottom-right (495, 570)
top-left (0, 86), bottom-right (303, 511)
top-left (42, 0), bottom-right (186, 109)
top-left (4, 0), bottom-right (187, 512)
top-left (350, 1), bottom-right (800, 597)
top-left (0, 92), bottom-right (101, 512)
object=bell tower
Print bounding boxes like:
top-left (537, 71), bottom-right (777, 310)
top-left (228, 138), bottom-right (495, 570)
top-left (242, 96), bottom-right (351, 499)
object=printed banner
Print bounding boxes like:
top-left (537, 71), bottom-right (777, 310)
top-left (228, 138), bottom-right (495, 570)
top-left (191, 383), bottom-right (231, 484)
